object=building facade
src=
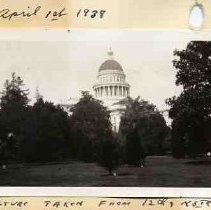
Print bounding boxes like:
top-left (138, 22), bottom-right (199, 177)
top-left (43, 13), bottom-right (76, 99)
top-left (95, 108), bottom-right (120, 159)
top-left (93, 49), bottom-right (130, 132)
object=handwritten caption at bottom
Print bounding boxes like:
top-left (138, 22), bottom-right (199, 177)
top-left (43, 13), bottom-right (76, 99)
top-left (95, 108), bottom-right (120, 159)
top-left (0, 199), bottom-right (211, 208)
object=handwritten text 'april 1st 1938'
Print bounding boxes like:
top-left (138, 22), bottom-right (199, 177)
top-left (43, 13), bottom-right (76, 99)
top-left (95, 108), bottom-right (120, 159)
top-left (0, 5), bottom-right (106, 22)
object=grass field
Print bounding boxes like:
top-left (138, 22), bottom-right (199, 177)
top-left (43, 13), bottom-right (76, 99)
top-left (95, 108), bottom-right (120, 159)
top-left (0, 156), bottom-right (211, 187)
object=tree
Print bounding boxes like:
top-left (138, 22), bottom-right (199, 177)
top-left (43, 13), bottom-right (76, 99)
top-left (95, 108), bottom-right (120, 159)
top-left (27, 98), bottom-right (70, 161)
top-left (0, 72), bottom-right (30, 161)
top-left (0, 73), bottom-right (71, 162)
top-left (119, 97), bottom-right (170, 166)
top-left (166, 41), bottom-right (211, 157)
top-left (0, 133), bottom-right (18, 166)
top-left (69, 91), bottom-right (113, 162)
top-left (95, 137), bottom-right (120, 175)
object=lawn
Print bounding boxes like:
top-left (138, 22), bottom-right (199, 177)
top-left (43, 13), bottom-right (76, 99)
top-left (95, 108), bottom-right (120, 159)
top-left (0, 156), bottom-right (211, 187)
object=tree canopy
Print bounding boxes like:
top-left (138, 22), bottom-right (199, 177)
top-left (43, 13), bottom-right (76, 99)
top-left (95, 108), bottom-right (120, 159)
top-left (0, 73), bottom-right (30, 161)
top-left (0, 72), bottom-right (29, 137)
top-left (69, 91), bottom-right (113, 161)
top-left (119, 97), bottom-right (170, 166)
top-left (24, 98), bottom-right (70, 161)
top-left (167, 41), bottom-right (211, 157)
top-left (0, 73), bottom-right (71, 162)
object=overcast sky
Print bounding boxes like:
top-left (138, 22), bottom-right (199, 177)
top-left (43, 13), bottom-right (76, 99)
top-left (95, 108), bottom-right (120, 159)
top-left (0, 30), bottom-right (209, 111)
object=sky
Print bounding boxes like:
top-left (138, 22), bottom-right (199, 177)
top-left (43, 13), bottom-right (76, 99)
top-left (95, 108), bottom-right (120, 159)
top-left (0, 29), bottom-right (210, 111)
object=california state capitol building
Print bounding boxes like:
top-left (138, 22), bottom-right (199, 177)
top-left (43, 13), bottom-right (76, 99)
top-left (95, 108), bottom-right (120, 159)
top-left (60, 48), bottom-right (170, 131)
top-left (93, 49), bottom-right (130, 132)
top-left (60, 48), bottom-right (130, 132)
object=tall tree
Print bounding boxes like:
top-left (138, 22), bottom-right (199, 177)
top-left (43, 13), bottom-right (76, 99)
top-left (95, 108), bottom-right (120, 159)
top-left (27, 98), bottom-right (70, 161)
top-left (119, 97), bottom-right (170, 166)
top-left (0, 73), bottom-right (30, 161)
top-left (69, 91), bottom-right (113, 161)
top-left (167, 41), bottom-right (211, 157)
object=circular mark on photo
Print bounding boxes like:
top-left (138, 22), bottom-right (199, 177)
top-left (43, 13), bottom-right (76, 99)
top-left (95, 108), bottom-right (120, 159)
top-left (189, 2), bottom-right (204, 30)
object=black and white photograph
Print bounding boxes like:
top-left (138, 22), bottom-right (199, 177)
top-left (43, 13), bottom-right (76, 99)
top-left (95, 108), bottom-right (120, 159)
top-left (0, 30), bottom-right (210, 187)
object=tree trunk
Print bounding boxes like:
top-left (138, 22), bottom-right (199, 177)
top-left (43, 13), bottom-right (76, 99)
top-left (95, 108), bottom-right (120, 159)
top-left (108, 167), bottom-right (113, 176)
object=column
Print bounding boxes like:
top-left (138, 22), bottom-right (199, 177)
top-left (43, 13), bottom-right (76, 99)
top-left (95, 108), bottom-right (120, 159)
top-left (105, 86), bottom-right (108, 96)
top-left (103, 86), bottom-right (105, 97)
top-left (102, 86), bottom-right (104, 97)
top-left (104, 86), bottom-right (106, 97)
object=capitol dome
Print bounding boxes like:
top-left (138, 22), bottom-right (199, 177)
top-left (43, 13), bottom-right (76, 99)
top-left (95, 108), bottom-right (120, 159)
top-left (93, 49), bottom-right (130, 132)
top-left (99, 59), bottom-right (123, 71)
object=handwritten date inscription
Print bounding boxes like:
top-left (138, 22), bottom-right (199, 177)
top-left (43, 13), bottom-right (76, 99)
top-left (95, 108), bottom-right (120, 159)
top-left (77, 9), bottom-right (106, 19)
top-left (0, 6), bottom-right (67, 21)
top-left (0, 6), bottom-right (106, 23)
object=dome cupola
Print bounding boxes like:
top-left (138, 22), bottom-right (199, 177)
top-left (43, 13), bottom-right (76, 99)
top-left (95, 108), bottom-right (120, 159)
top-left (93, 48), bottom-right (130, 101)
top-left (99, 48), bottom-right (123, 72)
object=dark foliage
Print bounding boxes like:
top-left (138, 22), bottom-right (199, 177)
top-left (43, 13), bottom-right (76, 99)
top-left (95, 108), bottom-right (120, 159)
top-left (95, 137), bottom-right (120, 175)
top-left (69, 91), bottom-right (121, 173)
top-left (166, 41), bottom-right (211, 158)
top-left (0, 73), bottom-right (71, 162)
top-left (119, 97), bottom-right (170, 166)
top-left (23, 98), bottom-right (70, 161)
top-left (0, 73), bottom-right (29, 161)
top-left (69, 91), bottom-right (113, 161)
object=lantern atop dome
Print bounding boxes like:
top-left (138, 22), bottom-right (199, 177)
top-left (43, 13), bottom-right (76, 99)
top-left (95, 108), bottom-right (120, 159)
top-left (107, 47), bottom-right (114, 58)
